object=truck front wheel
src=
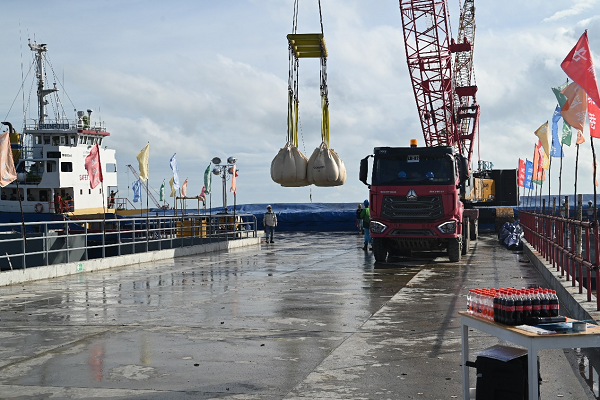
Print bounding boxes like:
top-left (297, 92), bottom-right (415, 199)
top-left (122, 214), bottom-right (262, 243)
top-left (448, 237), bottom-right (462, 262)
top-left (372, 238), bottom-right (388, 262)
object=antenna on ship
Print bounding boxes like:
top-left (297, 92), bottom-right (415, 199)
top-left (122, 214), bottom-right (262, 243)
top-left (28, 40), bottom-right (58, 124)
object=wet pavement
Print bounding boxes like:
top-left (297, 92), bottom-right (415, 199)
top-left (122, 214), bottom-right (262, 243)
top-left (0, 232), bottom-right (594, 399)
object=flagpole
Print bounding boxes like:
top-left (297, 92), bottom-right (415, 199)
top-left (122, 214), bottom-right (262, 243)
top-left (547, 155), bottom-right (552, 215)
top-left (14, 179), bottom-right (27, 246)
top-left (574, 143), bottom-right (580, 220)
top-left (101, 181), bottom-right (106, 259)
top-left (592, 138), bottom-right (598, 220)
top-left (559, 143), bottom-right (564, 215)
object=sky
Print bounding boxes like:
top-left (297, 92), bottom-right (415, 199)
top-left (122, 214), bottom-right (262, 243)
top-left (0, 0), bottom-right (599, 208)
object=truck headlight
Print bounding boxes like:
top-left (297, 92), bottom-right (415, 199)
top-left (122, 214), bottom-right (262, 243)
top-left (437, 221), bottom-right (456, 234)
top-left (370, 221), bottom-right (387, 234)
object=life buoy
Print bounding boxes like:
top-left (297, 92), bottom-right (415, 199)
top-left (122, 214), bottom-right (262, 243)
top-left (34, 203), bottom-right (43, 213)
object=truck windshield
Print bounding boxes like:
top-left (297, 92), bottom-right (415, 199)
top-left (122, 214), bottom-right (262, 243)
top-left (373, 154), bottom-right (455, 186)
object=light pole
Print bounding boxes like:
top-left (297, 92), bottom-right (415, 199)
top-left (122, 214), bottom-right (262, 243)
top-left (211, 156), bottom-right (237, 213)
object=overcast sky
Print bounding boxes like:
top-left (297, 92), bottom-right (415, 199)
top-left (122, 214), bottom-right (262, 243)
top-left (0, 0), bottom-right (599, 207)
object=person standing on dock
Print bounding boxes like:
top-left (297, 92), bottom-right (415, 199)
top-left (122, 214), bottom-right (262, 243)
top-left (356, 203), bottom-right (364, 234)
top-left (360, 200), bottom-right (372, 251)
top-left (263, 205), bottom-right (277, 243)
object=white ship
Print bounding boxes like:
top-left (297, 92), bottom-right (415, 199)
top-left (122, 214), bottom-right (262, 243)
top-left (0, 41), bottom-right (117, 222)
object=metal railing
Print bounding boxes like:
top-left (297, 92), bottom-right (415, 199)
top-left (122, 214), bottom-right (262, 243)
top-left (0, 213), bottom-right (257, 271)
top-left (520, 209), bottom-right (600, 310)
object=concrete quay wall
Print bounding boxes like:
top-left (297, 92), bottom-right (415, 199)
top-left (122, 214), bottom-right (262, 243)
top-left (0, 236), bottom-right (260, 287)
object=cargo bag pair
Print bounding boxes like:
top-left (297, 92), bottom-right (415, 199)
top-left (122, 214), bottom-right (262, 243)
top-left (466, 345), bottom-right (540, 400)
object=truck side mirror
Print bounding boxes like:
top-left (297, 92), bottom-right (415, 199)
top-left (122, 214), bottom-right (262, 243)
top-left (359, 156), bottom-right (370, 186)
top-left (459, 156), bottom-right (469, 183)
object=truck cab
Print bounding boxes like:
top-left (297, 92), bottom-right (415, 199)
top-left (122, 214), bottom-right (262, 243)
top-left (360, 142), bottom-right (476, 262)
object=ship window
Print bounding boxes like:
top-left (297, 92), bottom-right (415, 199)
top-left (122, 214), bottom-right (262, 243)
top-left (46, 161), bottom-right (56, 172)
top-left (80, 189), bottom-right (83, 195)
top-left (44, 136), bottom-right (50, 145)
top-left (98, 138), bottom-right (103, 145)
top-left (82, 136), bottom-right (88, 144)
top-left (89, 189), bottom-right (91, 195)
top-left (69, 136), bottom-right (76, 146)
top-left (106, 163), bottom-right (117, 173)
top-left (61, 162), bottom-right (73, 172)
top-left (52, 136), bottom-right (59, 146)
top-left (35, 136), bottom-right (42, 145)
top-left (60, 136), bottom-right (66, 145)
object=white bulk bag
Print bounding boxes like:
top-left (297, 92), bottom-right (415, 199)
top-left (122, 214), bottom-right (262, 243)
top-left (307, 142), bottom-right (346, 187)
top-left (270, 142), bottom-right (310, 187)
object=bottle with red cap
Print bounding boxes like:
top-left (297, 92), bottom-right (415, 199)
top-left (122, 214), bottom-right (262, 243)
top-left (549, 290), bottom-right (560, 317)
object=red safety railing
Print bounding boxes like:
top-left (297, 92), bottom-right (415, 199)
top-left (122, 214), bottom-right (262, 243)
top-left (520, 210), bottom-right (600, 310)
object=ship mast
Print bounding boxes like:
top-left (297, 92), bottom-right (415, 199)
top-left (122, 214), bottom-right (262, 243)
top-left (28, 40), bottom-right (58, 124)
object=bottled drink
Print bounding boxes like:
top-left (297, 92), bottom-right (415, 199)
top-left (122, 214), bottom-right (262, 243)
top-left (531, 289), bottom-right (541, 318)
top-left (549, 290), bottom-right (559, 317)
top-left (514, 290), bottom-right (524, 325)
top-left (522, 289), bottom-right (532, 322)
top-left (499, 290), bottom-right (507, 324)
top-left (493, 291), bottom-right (500, 322)
top-left (540, 289), bottom-right (550, 318)
top-left (505, 289), bottom-right (515, 325)
top-left (467, 289), bottom-right (473, 314)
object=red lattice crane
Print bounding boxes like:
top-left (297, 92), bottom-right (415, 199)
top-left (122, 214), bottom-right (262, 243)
top-left (399, 0), bottom-right (479, 168)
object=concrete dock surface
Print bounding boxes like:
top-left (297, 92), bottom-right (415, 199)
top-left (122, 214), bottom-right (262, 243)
top-left (0, 232), bottom-right (595, 399)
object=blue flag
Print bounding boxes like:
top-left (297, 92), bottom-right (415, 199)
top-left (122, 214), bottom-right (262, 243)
top-left (170, 154), bottom-right (180, 190)
top-left (550, 105), bottom-right (564, 158)
top-left (524, 159), bottom-right (534, 190)
top-left (133, 179), bottom-right (142, 203)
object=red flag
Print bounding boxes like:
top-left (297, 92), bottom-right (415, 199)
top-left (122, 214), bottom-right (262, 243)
top-left (561, 31), bottom-right (600, 107)
top-left (518, 159), bottom-right (525, 187)
top-left (84, 143), bottom-right (103, 189)
top-left (589, 94), bottom-right (600, 138)
top-left (532, 141), bottom-right (546, 183)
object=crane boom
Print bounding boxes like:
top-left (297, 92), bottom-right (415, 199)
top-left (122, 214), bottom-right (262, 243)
top-left (399, 0), bottom-right (479, 167)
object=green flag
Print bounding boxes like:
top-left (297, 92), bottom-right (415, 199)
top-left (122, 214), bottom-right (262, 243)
top-left (159, 179), bottom-right (165, 201)
top-left (552, 81), bottom-right (573, 146)
top-left (203, 164), bottom-right (212, 195)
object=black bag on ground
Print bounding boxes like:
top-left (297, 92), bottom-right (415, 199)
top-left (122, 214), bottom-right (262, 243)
top-left (467, 350), bottom-right (540, 400)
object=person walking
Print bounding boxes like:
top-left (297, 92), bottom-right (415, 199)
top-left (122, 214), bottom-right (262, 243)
top-left (360, 199), bottom-right (372, 251)
top-left (263, 205), bottom-right (277, 243)
top-left (355, 203), bottom-right (364, 234)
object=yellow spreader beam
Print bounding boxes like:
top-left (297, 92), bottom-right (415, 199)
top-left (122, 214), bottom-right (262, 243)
top-left (287, 33), bottom-right (327, 58)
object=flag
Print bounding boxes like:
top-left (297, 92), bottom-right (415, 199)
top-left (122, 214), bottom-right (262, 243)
top-left (169, 153), bottom-right (179, 190)
top-left (534, 121), bottom-right (550, 157)
top-left (0, 132), bottom-right (17, 187)
top-left (518, 159), bottom-right (525, 187)
top-left (84, 143), bottom-right (103, 189)
top-left (230, 165), bottom-right (237, 195)
top-left (137, 144), bottom-right (149, 181)
top-left (589, 94), bottom-right (600, 138)
top-left (181, 178), bottom-right (188, 198)
top-left (561, 82), bottom-right (587, 137)
top-left (200, 185), bottom-right (206, 198)
top-left (533, 141), bottom-right (546, 183)
top-left (203, 164), bottom-right (212, 195)
top-left (132, 179), bottom-right (141, 203)
top-left (159, 180), bottom-right (165, 201)
top-left (524, 159), bottom-right (534, 189)
top-left (561, 31), bottom-right (600, 108)
top-left (577, 130), bottom-right (586, 145)
top-left (550, 106), bottom-right (564, 157)
top-left (553, 80), bottom-right (574, 145)
top-left (169, 177), bottom-right (176, 197)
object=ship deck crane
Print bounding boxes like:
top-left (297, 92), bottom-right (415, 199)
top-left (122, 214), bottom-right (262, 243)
top-left (126, 164), bottom-right (162, 209)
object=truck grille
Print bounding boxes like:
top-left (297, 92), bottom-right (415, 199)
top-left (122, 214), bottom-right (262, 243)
top-left (389, 229), bottom-right (435, 236)
top-left (381, 195), bottom-right (444, 222)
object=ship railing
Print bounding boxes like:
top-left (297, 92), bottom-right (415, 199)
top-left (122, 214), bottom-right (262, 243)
top-left (0, 213), bottom-right (257, 271)
top-left (23, 118), bottom-right (106, 132)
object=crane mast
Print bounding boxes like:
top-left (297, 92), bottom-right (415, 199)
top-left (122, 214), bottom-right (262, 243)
top-left (399, 0), bottom-right (479, 167)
